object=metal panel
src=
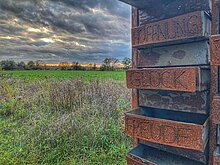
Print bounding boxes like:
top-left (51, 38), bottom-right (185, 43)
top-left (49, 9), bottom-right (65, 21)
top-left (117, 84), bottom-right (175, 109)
top-left (132, 11), bottom-right (211, 48)
top-left (125, 108), bottom-right (209, 151)
top-left (139, 141), bottom-right (208, 164)
top-left (119, 0), bottom-right (211, 14)
top-left (137, 41), bottom-right (210, 68)
top-left (210, 35), bottom-right (220, 65)
top-left (212, 96), bottom-right (220, 124)
top-left (127, 144), bottom-right (205, 165)
top-left (138, 0), bottom-right (211, 25)
top-left (127, 155), bottom-right (154, 165)
top-left (213, 147), bottom-right (220, 165)
top-left (218, 125), bottom-right (220, 145)
top-left (126, 67), bottom-right (210, 92)
top-left (139, 90), bottom-right (210, 114)
top-left (209, 65), bottom-right (219, 165)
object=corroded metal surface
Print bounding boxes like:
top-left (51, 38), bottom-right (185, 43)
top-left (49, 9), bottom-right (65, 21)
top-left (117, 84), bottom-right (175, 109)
top-left (212, 96), bottom-right (220, 124)
top-left (209, 65), bottom-right (219, 165)
top-left (126, 67), bottom-right (210, 92)
top-left (125, 108), bottom-right (209, 151)
top-left (139, 90), bottom-right (210, 114)
top-left (128, 144), bottom-right (205, 165)
top-left (139, 141), bottom-right (208, 164)
top-left (127, 156), bottom-right (153, 165)
top-left (218, 125), bottom-right (220, 145)
top-left (211, 0), bottom-right (220, 35)
top-left (119, 0), bottom-right (211, 14)
top-left (132, 89), bottom-right (139, 109)
top-left (137, 41), bottom-right (210, 68)
top-left (131, 7), bottom-right (140, 147)
top-left (132, 11), bottom-right (211, 48)
top-left (138, 0), bottom-right (211, 25)
top-left (210, 35), bottom-right (220, 65)
top-left (213, 147), bottom-right (220, 165)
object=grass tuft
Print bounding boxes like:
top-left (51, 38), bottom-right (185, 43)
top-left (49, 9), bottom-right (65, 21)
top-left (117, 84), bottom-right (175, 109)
top-left (0, 71), bottom-right (131, 165)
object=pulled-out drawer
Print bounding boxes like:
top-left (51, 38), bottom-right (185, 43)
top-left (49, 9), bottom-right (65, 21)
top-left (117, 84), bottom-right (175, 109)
top-left (126, 67), bottom-right (210, 92)
top-left (137, 41), bottom-right (210, 68)
top-left (127, 144), bottom-right (205, 165)
top-left (139, 141), bottom-right (208, 164)
top-left (125, 108), bottom-right (209, 151)
top-left (139, 90), bottom-right (210, 114)
top-left (132, 11), bottom-right (211, 48)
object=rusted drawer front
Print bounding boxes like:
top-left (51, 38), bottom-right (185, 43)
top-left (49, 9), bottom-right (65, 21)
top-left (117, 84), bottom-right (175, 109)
top-left (214, 147), bottom-right (220, 165)
top-left (137, 41), bottom-right (210, 68)
top-left (212, 96), bottom-right (220, 124)
top-left (139, 90), bottom-right (210, 114)
top-left (210, 35), bottom-right (220, 65)
top-left (126, 67), bottom-right (210, 92)
top-left (132, 11), bottom-right (211, 48)
top-left (125, 108), bottom-right (209, 151)
top-left (138, 0), bottom-right (211, 25)
top-left (127, 156), bottom-right (153, 165)
top-left (127, 144), bottom-right (205, 165)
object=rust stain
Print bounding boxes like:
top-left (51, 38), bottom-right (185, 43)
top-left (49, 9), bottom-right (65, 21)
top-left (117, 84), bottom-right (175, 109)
top-left (211, 96), bottom-right (220, 124)
top-left (132, 89), bottom-right (139, 109)
top-left (125, 109), bottom-right (208, 151)
top-left (126, 67), bottom-right (198, 92)
top-left (210, 35), bottom-right (220, 65)
top-left (132, 11), bottom-right (206, 48)
top-left (213, 153), bottom-right (220, 165)
top-left (172, 50), bottom-right (186, 59)
top-left (137, 0), bottom-right (210, 25)
top-left (127, 156), bottom-right (152, 165)
top-left (139, 90), bottom-right (208, 114)
top-left (138, 50), bottom-right (162, 66)
top-left (209, 66), bottom-right (219, 165)
top-left (139, 140), bottom-right (208, 164)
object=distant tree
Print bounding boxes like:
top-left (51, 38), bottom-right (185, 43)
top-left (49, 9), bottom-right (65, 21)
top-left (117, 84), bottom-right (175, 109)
top-left (103, 58), bottom-right (111, 70)
top-left (111, 58), bottom-right (119, 70)
top-left (72, 61), bottom-right (80, 70)
top-left (59, 61), bottom-right (69, 70)
top-left (86, 63), bottom-right (93, 70)
top-left (27, 61), bottom-right (35, 70)
top-left (92, 64), bottom-right (97, 71)
top-left (35, 60), bottom-right (46, 70)
top-left (122, 57), bottom-right (131, 70)
top-left (0, 60), bottom-right (17, 70)
top-left (102, 58), bottom-right (119, 71)
top-left (17, 61), bottom-right (26, 70)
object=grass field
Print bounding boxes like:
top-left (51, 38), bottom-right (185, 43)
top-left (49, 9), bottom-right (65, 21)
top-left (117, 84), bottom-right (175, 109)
top-left (0, 70), bottom-right (131, 165)
top-left (0, 70), bottom-right (126, 81)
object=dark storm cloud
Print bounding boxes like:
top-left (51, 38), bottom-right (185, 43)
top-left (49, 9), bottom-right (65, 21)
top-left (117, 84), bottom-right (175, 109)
top-left (0, 0), bottom-right (131, 63)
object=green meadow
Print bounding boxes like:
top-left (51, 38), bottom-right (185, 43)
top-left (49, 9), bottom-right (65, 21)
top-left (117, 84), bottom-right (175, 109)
top-left (0, 70), bottom-right (131, 165)
top-left (0, 70), bottom-right (126, 81)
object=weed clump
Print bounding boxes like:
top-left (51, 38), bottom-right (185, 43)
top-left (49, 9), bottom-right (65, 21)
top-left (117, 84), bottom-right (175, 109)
top-left (0, 76), bottom-right (131, 165)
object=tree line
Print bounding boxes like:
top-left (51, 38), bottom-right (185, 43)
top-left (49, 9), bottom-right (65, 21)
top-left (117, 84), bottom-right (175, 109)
top-left (0, 57), bottom-right (131, 71)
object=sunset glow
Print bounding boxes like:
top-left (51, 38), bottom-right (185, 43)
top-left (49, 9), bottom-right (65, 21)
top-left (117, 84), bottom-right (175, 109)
top-left (0, 0), bottom-right (130, 63)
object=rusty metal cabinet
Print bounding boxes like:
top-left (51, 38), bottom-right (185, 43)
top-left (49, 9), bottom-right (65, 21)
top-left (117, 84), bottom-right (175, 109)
top-left (119, 0), bottom-right (220, 164)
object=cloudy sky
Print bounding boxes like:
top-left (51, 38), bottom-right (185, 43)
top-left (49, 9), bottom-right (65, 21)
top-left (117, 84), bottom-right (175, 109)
top-left (0, 0), bottom-right (131, 64)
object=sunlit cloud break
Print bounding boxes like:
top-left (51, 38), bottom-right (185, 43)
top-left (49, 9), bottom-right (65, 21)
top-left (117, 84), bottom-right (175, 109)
top-left (0, 0), bottom-right (131, 64)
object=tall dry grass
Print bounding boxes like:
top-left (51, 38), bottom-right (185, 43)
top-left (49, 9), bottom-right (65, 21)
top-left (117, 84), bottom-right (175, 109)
top-left (0, 77), bottom-right (131, 165)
